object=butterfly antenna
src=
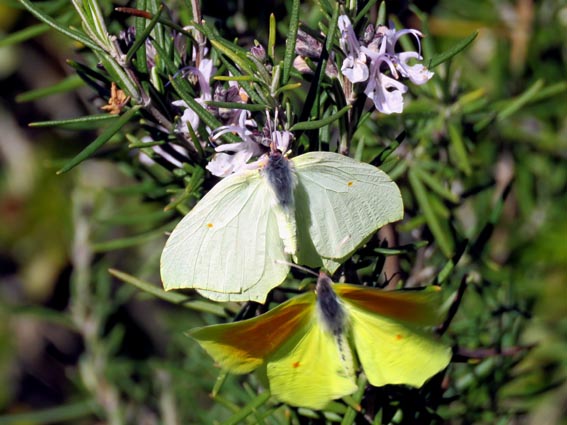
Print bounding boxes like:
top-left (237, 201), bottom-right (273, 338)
top-left (273, 260), bottom-right (318, 277)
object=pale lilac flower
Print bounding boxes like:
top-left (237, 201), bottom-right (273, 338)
top-left (137, 136), bottom-right (190, 169)
top-left (172, 99), bottom-right (201, 132)
top-left (338, 15), bottom-right (434, 114)
top-left (364, 72), bottom-right (407, 114)
top-left (272, 130), bottom-right (291, 153)
top-left (173, 56), bottom-right (215, 136)
top-left (206, 111), bottom-right (293, 177)
top-left (341, 52), bottom-right (369, 83)
top-left (395, 51), bottom-right (434, 85)
top-left (206, 111), bottom-right (264, 177)
top-left (338, 15), bottom-right (369, 83)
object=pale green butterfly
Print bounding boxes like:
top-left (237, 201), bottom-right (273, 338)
top-left (190, 273), bottom-right (452, 410)
top-left (161, 150), bottom-right (403, 302)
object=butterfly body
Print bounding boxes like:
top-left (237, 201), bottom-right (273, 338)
top-left (190, 273), bottom-right (452, 409)
top-left (316, 273), bottom-right (346, 336)
top-left (262, 150), bottom-right (296, 211)
top-left (161, 151), bottom-right (404, 302)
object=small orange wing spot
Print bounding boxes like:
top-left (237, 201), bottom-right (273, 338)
top-left (206, 223), bottom-right (214, 228)
top-left (347, 181), bottom-right (354, 187)
top-left (395, 334), bottom-right (403, 341)
top-left (292, 361), bottom-right (301, 368)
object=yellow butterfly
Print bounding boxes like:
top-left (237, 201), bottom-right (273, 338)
top-left (190, 273), bottom-right (452, 410)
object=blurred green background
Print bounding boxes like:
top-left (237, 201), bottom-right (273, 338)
top-left (0, 0), bottom-right (565, 423)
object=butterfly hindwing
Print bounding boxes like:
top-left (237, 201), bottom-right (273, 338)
top-left (336, 284), bottom-right (452, 388)
top-left (292, 152), bottom-right (403, 271)
top-left (160, 169), bottom-right (290, 302)
top-left (266, 315), bottom-right (357, 410)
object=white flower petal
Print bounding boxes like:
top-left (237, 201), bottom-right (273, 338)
top-left (365, 73), bottom-right (408, 114)
top-left (178, 105), bottom-right (200, 134)
top-left (199, 58), bottom-right (214, 81)
top-left (341, 53), bottom-right (369, 83)
top-left (396, 52), bottom-right (434, 85)
top-left (206, 150), bottom-right (253, 177)
top-left (272, 130), bottom-right (292, 152)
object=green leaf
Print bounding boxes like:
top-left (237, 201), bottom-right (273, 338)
top-left (134, 0), bottom-right (149, 74)
top-left (428, 31), bottom-right (478, 69)
top-left (213, 75), bottom-right (255, 82)
top-left (340, 375), bottom-right (365, 425)
top-left (273, 82), bottom-right (302, 96)
top-left (496, 79), bottom-right (544, 122)
top-left (211, 370), bottom-right (230, 398)
top-left (4, 304), bottom-right (76, 330)
top-left (29, 114), bottom-right (118, 130)
top-left (95, 51), bottom-right (142, 103)
top-left (75, 0), bottom-right (111, 49)
top-left (290, 105), bottom-right (351, 131)
top-left (282, 0), bottom-right (300, 84)
top-left (470, 182), bottom-right (512, 258)
top-left (354, 0), bottom-right (381, 26)
top-left (529, 80), bottom-right (567, 103)
top-left (413, 165), bottom-right (460, 203)
top-left (268, 13), bottom-right (276, 61)
top-left (409, 168), bottom-right (454, 257)
top-left (210, 39), bottom-right (255, 76)
top-left (147, 0), bottom-right (168, 53)
top-left (0, 23), bottom-right (49, 47)
top-left (370, 131), bottom-right (405, 167)
top-left (434, 239), bottom-right (468, 285)
top-left (376, 1), bottom-right (387, 26)
top-left (126, 4), bottom-right (164, 63)
top-left (296, 2), bottom-right (338, 147)
top-left (17, 0), bottom-right (104, 52)
top-left (66, 58), bottom-right (111, 84)
top-left (92, 223), bottom-right (172, 252)
top-left (204, 101), bottom-right (267, 112)
top-left (447, 121), bottom-right (472, 176)
top-left (0, 400), bottom-right (96, 425)
top-left (96, 209), bottom-right (173, 225)
top-left (108, 268), bottom-right (228, 316)
top-left (56, 105), bottom-right (141, 174)
top-left (16, 74), bottom-right (84, 102)
top-left (221, 391), bottom-right (271, 425)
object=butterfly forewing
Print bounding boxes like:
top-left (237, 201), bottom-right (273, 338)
top-left (190, 292), bottom-right (315, 374)
top-left (161, 168), bottom-right (289, 302)
top-left (335, 284), bottom-right (444, 325)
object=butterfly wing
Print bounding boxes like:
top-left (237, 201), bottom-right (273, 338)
top-left (160, 169), bottom-right (289, 303)
top-left (292, 152), bottom-right (403, 272)
top-left (336, 284), bottom-right (452, 388)
top-left (190, 292), bottom-right (315, 374)
top-left (266, 322), bottom-right (357, 410)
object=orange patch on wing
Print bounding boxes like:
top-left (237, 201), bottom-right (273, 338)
top-left (335, 284), bottom-right (442, 325)
top-left (292, 361), bottom-right (301, 368)
top-left (206, 223), bottom-right (214, 228)
top-left (395, 334), bottom-right (403, 341)
top-left (204, 295), bottom-right (315, 359)
top-left (347, 181), bottom-right (354, 187)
